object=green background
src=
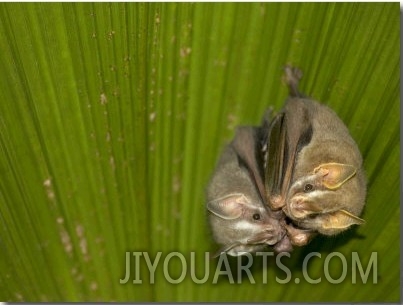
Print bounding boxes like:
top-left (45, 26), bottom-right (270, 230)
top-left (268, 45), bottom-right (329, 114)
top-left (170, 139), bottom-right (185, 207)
top-left (0, 2), bottom-right (400, 302)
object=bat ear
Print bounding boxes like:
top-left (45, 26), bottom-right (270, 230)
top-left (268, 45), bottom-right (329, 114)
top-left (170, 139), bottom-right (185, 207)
top-left (207, 193), bottom-right (249, 220)
top-left (322, 209), bottom-right (365, 230)
top-left (314, 163), bottom-right (357, 189)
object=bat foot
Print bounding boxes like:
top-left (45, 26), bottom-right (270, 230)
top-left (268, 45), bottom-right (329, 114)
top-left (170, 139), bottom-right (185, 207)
top-left (285, 222), bottom-right (317, 247)
top-left (283, 65), bottom-right (303, 97)
top-left (273, 235), bottom-right (293, 253)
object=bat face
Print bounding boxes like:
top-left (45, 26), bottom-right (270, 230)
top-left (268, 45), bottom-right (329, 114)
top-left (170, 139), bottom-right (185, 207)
top-left (283, 158), bottom-right (366, 236)
top-left (284, 162), bottom-right (357, 219)
top-left (207, 193), bottom-right (285, 256)
top-left (206, 127), bottom-right (288, 256)
top-left (264, 66), bottom-right (366, 243)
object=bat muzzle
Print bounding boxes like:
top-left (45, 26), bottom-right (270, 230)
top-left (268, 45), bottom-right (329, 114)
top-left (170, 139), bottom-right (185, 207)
top-left (285, 194), bottom-right (323, 220)
top-left (246, 228), bottom-right (284, 246)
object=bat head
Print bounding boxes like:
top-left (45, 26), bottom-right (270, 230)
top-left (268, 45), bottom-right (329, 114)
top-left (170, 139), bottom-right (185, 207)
top-left (283, 162), bottom-right (365, 235)
top-left (206, 126), bottom-right (288, 256)
top-left (207, 193), bottom-right (285, 256)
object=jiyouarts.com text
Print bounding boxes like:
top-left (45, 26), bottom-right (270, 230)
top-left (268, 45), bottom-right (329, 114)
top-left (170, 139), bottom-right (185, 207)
top-left (119, 251), bottom-right (377, 285)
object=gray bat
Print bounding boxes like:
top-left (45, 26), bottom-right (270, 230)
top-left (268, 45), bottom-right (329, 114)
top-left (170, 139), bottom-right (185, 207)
top-left (206, 126), bottom-right (292, 256)
top-left (264, 66), bottom-right (366, 246)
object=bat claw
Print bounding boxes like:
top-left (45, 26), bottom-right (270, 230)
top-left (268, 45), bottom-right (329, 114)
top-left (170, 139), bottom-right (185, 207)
top-left (283, 65), bottom-right (303, 97)
top-left (269, 195), bottom-right (285, 210)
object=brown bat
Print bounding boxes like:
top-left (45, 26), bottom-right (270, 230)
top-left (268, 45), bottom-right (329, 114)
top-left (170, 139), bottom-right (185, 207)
top-left (206, 126), bottom-right (292, 256)
top-left (264, 66), bottom-right (366, 246)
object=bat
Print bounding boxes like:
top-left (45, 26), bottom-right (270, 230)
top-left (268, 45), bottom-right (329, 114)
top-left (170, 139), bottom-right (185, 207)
top-left (264, 66), bottom-right (366, 246)
top-left (206, 125), bottom-right (292, 256)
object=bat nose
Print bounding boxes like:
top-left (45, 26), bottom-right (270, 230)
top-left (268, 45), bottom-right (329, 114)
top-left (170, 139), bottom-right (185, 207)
top-left (289, 196), bottom-right (301, 207)
top-left (288, 195), bottom-right (309, 219)
top-left (246, 225), bottom-right (283, 245)
top-left (264, 225), bottom-right (285, 245)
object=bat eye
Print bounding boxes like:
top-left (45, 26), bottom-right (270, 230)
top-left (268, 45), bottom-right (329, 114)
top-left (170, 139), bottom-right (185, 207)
top-left (304, 184), bottom-right (314, 192)
top-left (252, 213), bottom-right (261, 220)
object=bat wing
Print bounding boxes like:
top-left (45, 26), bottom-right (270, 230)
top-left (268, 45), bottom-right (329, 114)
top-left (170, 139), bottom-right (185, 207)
top-left (264, 112), bottom-right (287, 209)
top-left (230, 126), bottom-right (266, 204)
top-left (264, 99), bottom-right (313, 209)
